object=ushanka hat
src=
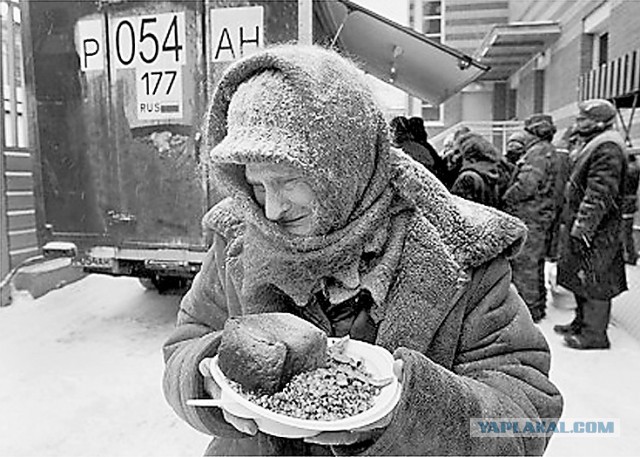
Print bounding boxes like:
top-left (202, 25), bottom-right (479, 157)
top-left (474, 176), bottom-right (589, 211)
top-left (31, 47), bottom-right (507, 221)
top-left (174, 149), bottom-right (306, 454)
top-left (206, 44), bottom-right (390, 235)
top-left (524, 113), bottom-right (556, 140)
top-left (578, 98), bottom-right (617, 125)
top-left (507, 130), bottom-right (533, 146)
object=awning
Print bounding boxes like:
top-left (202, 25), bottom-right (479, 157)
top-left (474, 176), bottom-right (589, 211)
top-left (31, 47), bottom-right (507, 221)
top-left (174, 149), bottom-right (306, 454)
top-left (313, 0), bottom-right (489, 105)
top-left (579, 48), bottom-right (640, 108)
top-left (474, 21), bottom-right (561, 81)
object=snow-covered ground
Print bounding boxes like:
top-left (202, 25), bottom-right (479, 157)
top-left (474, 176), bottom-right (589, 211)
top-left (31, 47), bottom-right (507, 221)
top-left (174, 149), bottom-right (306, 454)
top-left (540, 287), bottom-right (640, 457)
top-left (1, 274), bottom-right (639, 457)
top-left (0, 276), bottom-right (209, 457)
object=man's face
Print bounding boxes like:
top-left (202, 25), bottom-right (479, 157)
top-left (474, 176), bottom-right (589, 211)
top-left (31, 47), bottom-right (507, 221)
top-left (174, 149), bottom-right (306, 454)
top-left (245, 163), bottom-right (319, 236)
top-left (575, 115), bottom-right (597, 134)
top-left (506, 141), bottom-right (525, 163)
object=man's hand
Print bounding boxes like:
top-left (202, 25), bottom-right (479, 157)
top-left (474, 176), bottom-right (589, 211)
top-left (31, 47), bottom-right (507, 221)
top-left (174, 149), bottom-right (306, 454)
top-left (569, 234), bottom-right (593, 284)
top-left (198, 358), bottom-right (258, 436)
top-left (303, 359), bottom-right (404, 446)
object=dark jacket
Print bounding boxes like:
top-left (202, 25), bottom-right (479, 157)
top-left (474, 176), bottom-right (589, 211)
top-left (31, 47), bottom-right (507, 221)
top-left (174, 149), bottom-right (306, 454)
top-left (451, 159), bottom-right (502, 208)
top-left (546, 149), bottom-right (571, 259)
top-left (502, 139), bottom-right (564, 230)
top-left (622, 153), bottom-right (640, 216)
top-left (399, 140), bottom-right (445, 181)
top-left (496, 158), bottom-right (516, 204)
top-left (163, 155), bottom-right (563, 456)
top-left (557, 130), bottom-right (628, 300)
top-left (450, 133), bottom-right (503, 208)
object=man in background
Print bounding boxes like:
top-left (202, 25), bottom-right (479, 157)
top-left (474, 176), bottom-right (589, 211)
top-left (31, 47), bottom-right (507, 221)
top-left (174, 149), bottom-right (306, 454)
top-left (555, 99), bottom-right (628, 349)
top-left (502, 114), bottom-right (564, 323)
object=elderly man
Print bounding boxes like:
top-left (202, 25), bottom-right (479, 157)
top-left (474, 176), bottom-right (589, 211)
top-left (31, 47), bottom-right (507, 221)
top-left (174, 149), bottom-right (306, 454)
top-left (555, 99), bottom-right (628, 349)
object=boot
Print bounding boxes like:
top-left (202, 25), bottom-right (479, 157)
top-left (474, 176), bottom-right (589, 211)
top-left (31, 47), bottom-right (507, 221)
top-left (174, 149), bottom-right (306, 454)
top-left (564, 297), bottom-right (611, 350)
top-left (564, 334), bottom-right (610, 349)
top-left (553, 320), bottom-right (581, 335)
top-left (554, 295), bottom-right (584, 335)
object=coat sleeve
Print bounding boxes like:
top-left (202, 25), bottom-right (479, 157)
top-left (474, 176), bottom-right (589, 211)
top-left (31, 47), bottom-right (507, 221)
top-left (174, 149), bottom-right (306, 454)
top-left (570, 142), bottom-right (625, 243)
top-left (502, 143), bottom-right (548, 206)
top-left (351, 257), bottom-right (563, 456)
top-left (162, 233), bottom-right (247, 439)
top-left (546, 152), bottom-right (571, 259)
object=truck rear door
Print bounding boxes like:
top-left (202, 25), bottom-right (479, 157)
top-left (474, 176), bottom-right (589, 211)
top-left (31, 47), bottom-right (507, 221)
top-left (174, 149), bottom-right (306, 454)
top-left (30, 0), bottom-right (208, 251)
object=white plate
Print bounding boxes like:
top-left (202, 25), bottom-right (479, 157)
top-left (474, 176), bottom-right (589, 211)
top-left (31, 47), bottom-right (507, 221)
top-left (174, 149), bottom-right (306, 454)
top-left (208, 338), bottom-right (402, 438)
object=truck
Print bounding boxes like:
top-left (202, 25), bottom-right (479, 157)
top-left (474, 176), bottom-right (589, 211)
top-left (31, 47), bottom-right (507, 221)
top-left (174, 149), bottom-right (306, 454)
top-left (25, 0), bottom-right (487, 292)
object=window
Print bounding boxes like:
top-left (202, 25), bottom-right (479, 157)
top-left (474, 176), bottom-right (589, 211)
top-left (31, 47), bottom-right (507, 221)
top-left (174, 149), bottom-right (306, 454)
top-left (409, 0), bottom-right (415, 28)
top-left (587, 32), bottom-right (609, 70)
top-left (420, 0), bottom-right (444, 123)
top-left (1, 0), bottom-right (27, 148)
top-left (421, 0), bottom-right (443, 42)
top-left (583, 2), bottom-right (610, 70)
top-left (423, 0), bottom-right (442, 16)
top-left (421, 102), bottom-right (442, 123)
top-left (597, 32), bottom-right (608, 66)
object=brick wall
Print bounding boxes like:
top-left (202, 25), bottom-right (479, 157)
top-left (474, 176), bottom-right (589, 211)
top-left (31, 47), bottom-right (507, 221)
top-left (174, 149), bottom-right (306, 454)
top-left (516, 66), bottom-right (536, 118)
top-left (546, 35), bottom-right (582, 112)
top-left (609, 0), bottom-right (640, 61)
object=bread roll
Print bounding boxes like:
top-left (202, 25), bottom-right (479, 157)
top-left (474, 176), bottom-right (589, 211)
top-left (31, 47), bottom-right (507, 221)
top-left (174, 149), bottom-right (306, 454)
top-left (218, 313), bottom-right (328, 395)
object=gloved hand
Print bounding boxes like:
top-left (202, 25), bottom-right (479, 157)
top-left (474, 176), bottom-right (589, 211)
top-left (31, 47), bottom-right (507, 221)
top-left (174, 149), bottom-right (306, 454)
top-left (198, 358), bottom-right (258, 436)
top-left (570, 234), bottom-right (592, 284)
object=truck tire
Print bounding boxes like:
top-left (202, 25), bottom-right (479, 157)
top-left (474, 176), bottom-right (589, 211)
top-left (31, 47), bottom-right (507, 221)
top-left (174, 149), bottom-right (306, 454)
top-left (138, 277), bottom-right (157, 290)
top-left (140, 275), bottom-right (187, 294)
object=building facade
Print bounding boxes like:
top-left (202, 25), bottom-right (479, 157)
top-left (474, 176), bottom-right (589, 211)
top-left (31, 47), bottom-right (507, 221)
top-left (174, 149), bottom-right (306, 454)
top-left (1, 0), bottom-right (40, 305)
top-left (413, 0), bottom-right (640, 149)
top-left (484, 0), bottom-right (640, 143)
top-left (406, 0), bottom-right (510, 137)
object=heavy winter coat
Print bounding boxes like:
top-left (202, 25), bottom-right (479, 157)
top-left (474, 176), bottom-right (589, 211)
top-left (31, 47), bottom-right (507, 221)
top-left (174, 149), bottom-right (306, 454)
top-left (557, 129), bottom-right (628, 300)
top-left (451, 160), bottom-right (502, 208)
top-left (622, 153), bottom-right (640, 216)
top-left (450, 133), bottom-right (503, 208)
top-left (163, 155), bottom-right (563, 457)
top-left (163, 44), bottom-right (562, 457)
top-left (502, 138), bottom-right (564, 230)
top-left (400, 139), bottom-right (444, 181)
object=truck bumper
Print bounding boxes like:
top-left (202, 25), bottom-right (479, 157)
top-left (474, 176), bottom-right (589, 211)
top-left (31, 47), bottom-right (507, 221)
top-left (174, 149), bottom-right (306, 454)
top-left (80, 246), bottom-right (206, 278)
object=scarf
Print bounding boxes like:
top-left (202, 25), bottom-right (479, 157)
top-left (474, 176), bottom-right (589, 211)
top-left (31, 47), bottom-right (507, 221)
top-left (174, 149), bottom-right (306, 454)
top-left (205, 45), bottom-right (418, 312)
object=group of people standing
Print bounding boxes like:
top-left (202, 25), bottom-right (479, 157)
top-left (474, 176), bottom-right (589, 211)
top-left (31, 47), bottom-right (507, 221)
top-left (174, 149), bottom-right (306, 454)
top-left (392, 99), bottom-right (638, 351)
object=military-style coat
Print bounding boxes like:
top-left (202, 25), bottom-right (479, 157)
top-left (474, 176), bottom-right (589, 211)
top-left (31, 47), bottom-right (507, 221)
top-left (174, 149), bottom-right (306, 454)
top-left (557, 129), bottom-right (628, 300)
top-left (502, 138), bottom-right (565, 231)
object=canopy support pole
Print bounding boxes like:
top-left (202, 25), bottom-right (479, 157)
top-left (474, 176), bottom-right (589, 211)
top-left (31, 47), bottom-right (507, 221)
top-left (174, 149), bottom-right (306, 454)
top-left (330, 13), bottom-right (349, 48)
top-left (616, 92), bottom-right (638, 147)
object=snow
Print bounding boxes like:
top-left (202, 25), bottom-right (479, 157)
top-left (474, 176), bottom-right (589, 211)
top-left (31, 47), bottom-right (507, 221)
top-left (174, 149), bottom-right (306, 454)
top-left (0, 275), bottom-right (209, 457)
top-left (539, 289), bottom-right (640, 457)
top-left (1, 274), bottom-right (639, 456)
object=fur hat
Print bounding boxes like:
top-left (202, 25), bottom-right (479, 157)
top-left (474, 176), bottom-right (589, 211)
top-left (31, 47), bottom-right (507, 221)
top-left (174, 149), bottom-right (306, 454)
top-left (457, 132), bottom-right (498, 161)
top-left (524, 113), bottom-right (556, 140)
top-left (578, 99), bottom-right (617, 125)
top-left (507, 130), bottom-right (533, 146)
top-left (408, 116), bottom-right (429, 142)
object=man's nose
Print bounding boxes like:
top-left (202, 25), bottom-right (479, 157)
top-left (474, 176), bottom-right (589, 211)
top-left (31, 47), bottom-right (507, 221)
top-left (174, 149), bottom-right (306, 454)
top-left (264, 190), bottom-right (289, 221)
